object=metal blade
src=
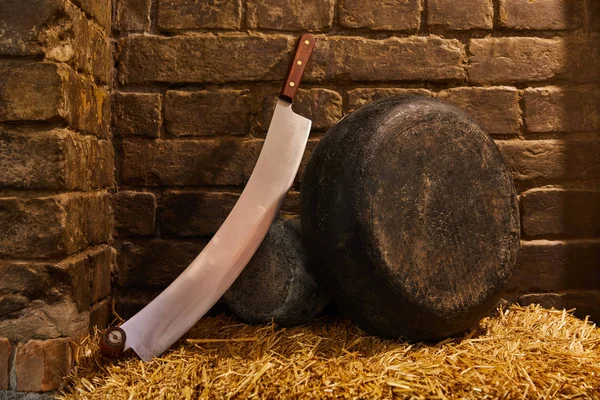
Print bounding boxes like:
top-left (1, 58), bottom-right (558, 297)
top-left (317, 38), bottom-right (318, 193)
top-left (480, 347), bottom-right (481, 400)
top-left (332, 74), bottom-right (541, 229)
top-left (120, 100), bottom-right (311, 361)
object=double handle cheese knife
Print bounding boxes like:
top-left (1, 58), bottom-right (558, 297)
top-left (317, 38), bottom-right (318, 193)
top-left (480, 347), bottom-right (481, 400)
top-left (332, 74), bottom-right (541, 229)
top-left (100, 34), bottom-right (316, 361)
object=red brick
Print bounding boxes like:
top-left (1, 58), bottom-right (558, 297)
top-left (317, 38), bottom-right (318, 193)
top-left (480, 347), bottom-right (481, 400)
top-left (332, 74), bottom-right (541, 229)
top-left (0, 127), bottom-right (113, 190)
top-left (113, 92), bottom-right (162, 138)
top-left (306, 36), bottom-right (466, 82)
top-left (257, 88), bottom-right (343, 134)
top-left (437, 87), bottom-right (521, 135)
top-left (496, 139), bottom-right (600, 182)
top-left (16, 338), bottom-right (72, 391)
top-left (521, 189), bottom-right (600, 237)
top-left (119, 34), bottom-right (294, 84)
top-left (165, 90), bottom-right (252, 137)
top-left (499, 0), bottom-right (583, 30)
top-left (347, 88), bottom-right (433, 113)
top-left (428, 0), bottom-right (493, 30)
top-left (247, 0), bottom-right (333, 31)
top-left (0, 338), bottom-right (10, 390)
top-left (117, 240), bottom-right (205, 288)
top-left (0, 61), bottom-right (64, 122)
top-left (523, 86), bottom-right (600, 133)
top-left (115, 0), bottom-right (151, 31)
top-left (112, 191), bottom-right (157, 236)
top-left (340, 0), bottom-right (421, 31)
top-left (121, 138), bottom-right (262, 186)
top-left (508, 240), bottom-right (600, 292)
top-left (0, 0), bottom-right (64, 56)
top-left (160, 191), bottom-right (239, 237)
top-left (159, 0), bottom-right (241, 30)
top-left (469, 37), bottom-right (599, 84)
top-left (0, 193), bottom-right (111, 259)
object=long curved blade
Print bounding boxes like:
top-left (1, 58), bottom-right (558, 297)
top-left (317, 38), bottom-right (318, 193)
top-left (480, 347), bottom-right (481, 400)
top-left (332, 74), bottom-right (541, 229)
top-left (120, 100), bottom-right (311, 361)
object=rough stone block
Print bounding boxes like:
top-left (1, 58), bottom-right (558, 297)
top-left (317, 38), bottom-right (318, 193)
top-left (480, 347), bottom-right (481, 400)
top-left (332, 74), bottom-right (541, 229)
top-left (112, 92), bottom-right (162, 138)
top-left (0, 338), bottom-right (10, 390)
top-left (428, 0), bottom-right (493, 30)
top-left (508, 240), bottom-right (600, 292)
top-left (347, 88), bottom-right (432, 113)
top-left (0, 192), bottom-right (111, 259)
top-left (91, 247), bottom-right (112, 303)
top-left (523, 86), bottom-right (600, 133)
top-left (0, 0), bottom-right (65, 56)
top-left (121, 139), bottom-right (262, 186)
top-left (0, 263), bottom-right (49, 298)
top-left (117, 240), bottom-right (204, 288)
top-left (247, 0), bottom-right (333, 31)
top-left (0, 127), bottom-right (113, 190)
top-left (165, 90), bottom-right (251, 137)
top-left (0, 61), bottom-right (63, 122)
top-left (339, 0), bottom-right (421, 31)
top-left (282, 191), bottom-right (300, 214)
top-left (437, 86), bottom-right (521, 134)
top-left (306, 36), bottom-right (466, 82)
top-left (496, 139), bottom-right (600, 182)
top-left (521, 189), bottom-right (600, 237)
top-left (159, 0), bottom-right (241, 30)
top-left (112, 191), bottom-right (156, 236)
top-left (0, 294), bottom-right (29, 317)
top-left (499, 0), bottom-right (583, 30)
top-left (115, 0), bottom-right (151, 31)
top-left (160, 191), bottom-right (239, 237)
top-left (75, 0), bottom-right (112, 32)
top-left (15, 338), bottom-right (72, 392)
top-left (89, 300), bottom-right (110, 330)
top-left (119, 34), bottom-right (293, 84)
top-left (257, 88), bottom-right (343, 134)
top-left (469, 37), bottom-right (599, 84)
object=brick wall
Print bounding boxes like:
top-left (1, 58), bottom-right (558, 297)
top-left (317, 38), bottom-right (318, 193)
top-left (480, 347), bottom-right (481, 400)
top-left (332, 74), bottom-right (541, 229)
top-left (0, 0), bottom-right (113, 394)
top-left (112, 0), bottom-right (600, 320)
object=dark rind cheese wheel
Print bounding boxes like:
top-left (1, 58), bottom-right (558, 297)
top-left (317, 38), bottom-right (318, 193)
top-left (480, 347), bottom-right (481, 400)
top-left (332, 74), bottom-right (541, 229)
top-left (300, 96), bottom-right (520, 341)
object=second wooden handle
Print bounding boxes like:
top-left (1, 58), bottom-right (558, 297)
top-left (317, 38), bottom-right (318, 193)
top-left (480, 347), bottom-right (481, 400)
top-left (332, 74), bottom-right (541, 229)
top-left (279, 34), bottom-right (316, 103)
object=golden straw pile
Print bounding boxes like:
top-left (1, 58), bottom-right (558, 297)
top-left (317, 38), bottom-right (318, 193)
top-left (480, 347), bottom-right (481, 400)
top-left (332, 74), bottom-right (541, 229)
top-left (59, 305), bottom-right (600, 399)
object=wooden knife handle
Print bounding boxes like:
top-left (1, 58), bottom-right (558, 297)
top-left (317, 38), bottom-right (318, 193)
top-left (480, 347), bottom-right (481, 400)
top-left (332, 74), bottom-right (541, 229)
top-left (279, 34), bottom-right (316, 103)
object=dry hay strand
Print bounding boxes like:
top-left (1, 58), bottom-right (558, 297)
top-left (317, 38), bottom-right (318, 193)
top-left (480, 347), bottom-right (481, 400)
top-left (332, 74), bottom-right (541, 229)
top-left (59, 304), bottom-right (600, 399)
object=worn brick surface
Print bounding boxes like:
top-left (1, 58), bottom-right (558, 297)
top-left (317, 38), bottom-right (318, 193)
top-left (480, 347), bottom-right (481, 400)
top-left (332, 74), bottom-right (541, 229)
top-left (282, 191), bottom-right (301, 214)
top-left (496, 140), bottom-right (600, 182)
top-left (75, 0), bottom-right (112, 32)
top-left (521, 189), bottom-right (600, 238)
top-left (591, 0), bottom-right (600, 31)
top-left (121, 139), bottom-right (262, 186)
top-left (117, 240), bottom-right (204, 288)
top-left (0, 193), bottom-right (110, 259)
top-left (112, 191), bottom-right (156, 236)
top-left (339, 0), bottom-right (421, 31)
top-left (160, 191), bottom-right (239, 237)
top-left (428, 0), bottom-right (493, 30)
top-left (247, 0), bottom-right (333, 31)
top-left (347, 88), bottom-right (433, 113)
top-left (62, 68), bottom-right (111, 138)
top-left (119, 34), bottom-right (293, 84)
top-left (469, 37), bottom-right (599, 84)
top-left (0, 127), bottom-right (113, 190)
top-left (0, 263), bottom-right (49, 298)
top-left (508, 240), bottom-right (600, 292)
top-left (518, 291), bottom-right (600, 321)
top-left (257, 88), bottom-right (343, 134)
top-left (15, 338), bottom-right (72, 392)
top-left (499, 0), bottom-right (583, 30)
top-left (159, 0), bottom-right (241, 30)
top-left (112, 92), bottom-right (162, 138)
top-left (115, 0), bottom-right (151, 31)
top-left (0, 61), bottom-right (64, 121)
top-left (0, 338), bottom-right (9, 390)
top-left (0, 294), bottom-right (28, 318)
top-left (523, 86), bottom-right (600, 133)
top-left (66, 0), bottom-right (112, 84)
top-left (165, 90), bottom-right (251, 137)
top-left (306, 36), bottom-right (466, 82)
top-left (91, 247), bottom-right (112, 303)
top-left (437, 87), bottom-right (521, 135)
top-left (0, 0), bottom-right (65, 56)
top-left (89, 300), bottom-right (110, 330)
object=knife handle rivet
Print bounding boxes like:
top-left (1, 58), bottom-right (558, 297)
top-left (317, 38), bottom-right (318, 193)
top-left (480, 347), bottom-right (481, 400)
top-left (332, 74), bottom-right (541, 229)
top-left (304, 40), bottom-right (310, 45)
top-left (289, 82), bottom-right (295, 87)
top-left (297, 60), bottom-right (302, 65)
